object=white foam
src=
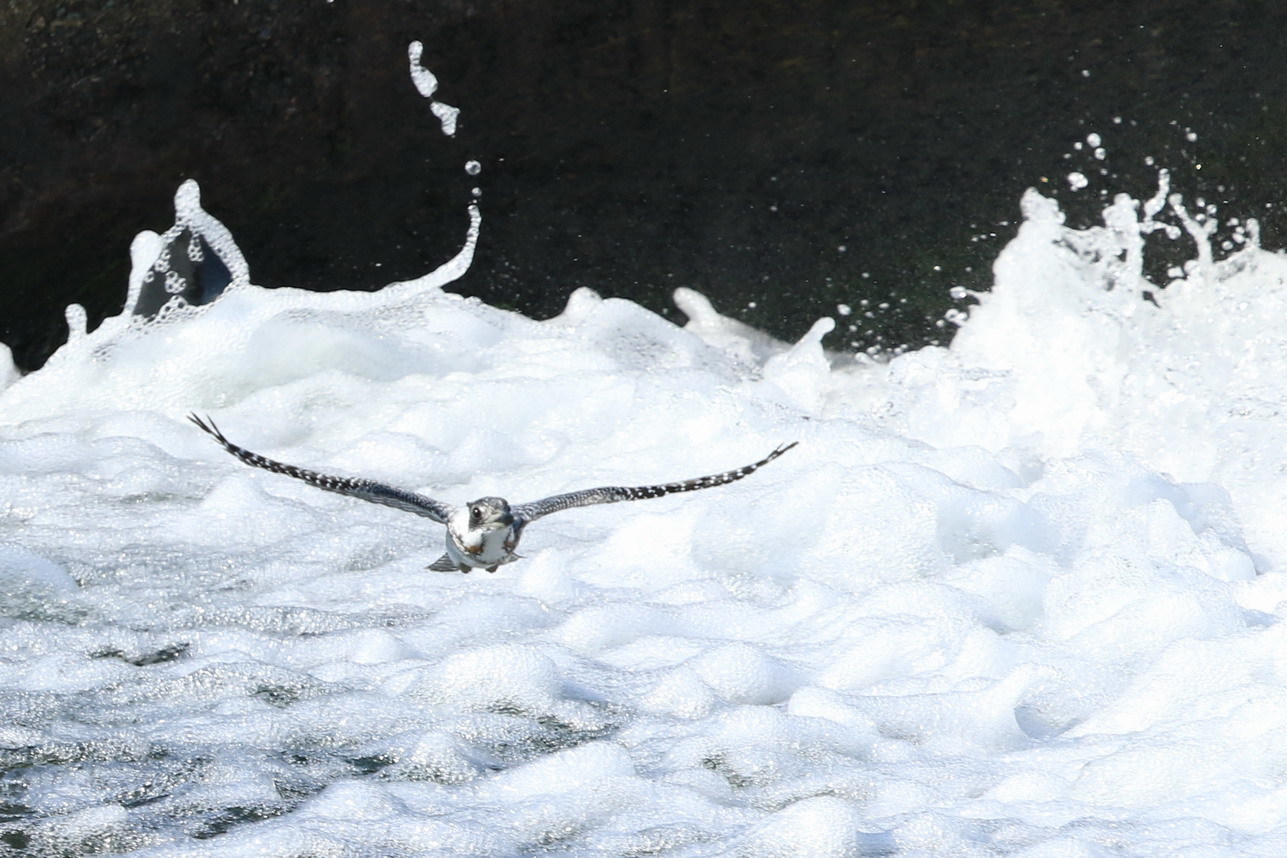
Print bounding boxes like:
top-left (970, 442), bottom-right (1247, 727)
top-left (4, 170), bottom-right (1287, 854)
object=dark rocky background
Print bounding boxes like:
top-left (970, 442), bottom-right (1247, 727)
top-left (2, 0), bottom-right (1284, 371)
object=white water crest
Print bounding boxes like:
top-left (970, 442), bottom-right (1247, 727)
top-left (4, 165), bottom-right (1287, 854)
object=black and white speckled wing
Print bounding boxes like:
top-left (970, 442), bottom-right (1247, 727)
top-left (510, 442), bottom-right (797, 527)
top-left (188, 413), bottom-right (453, 524)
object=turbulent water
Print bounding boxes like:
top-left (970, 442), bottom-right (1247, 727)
top-left (3, 153), bottom-right (1287, 856)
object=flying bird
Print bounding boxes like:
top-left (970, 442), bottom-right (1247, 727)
top-left (188, 413), bottom-right (796, 573)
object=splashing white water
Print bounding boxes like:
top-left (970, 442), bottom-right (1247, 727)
top-left (2, 163), bottom-right (1287, 855)
top-left (408, 40), bottom-right (459, 137)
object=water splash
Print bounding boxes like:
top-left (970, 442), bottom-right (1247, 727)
top-left (125, 179), bottom-right (252, 321)
top-left (408, 40), bottom-right (459, 137)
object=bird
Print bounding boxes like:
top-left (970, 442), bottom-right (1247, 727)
top-left (188, 413), bottom-right (797, 573)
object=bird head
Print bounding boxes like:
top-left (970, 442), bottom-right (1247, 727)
top-left (465, 497), bottom-right (514, 531)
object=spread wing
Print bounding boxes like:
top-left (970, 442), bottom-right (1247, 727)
top-left (188, 413), bottom-right (453, 524)
top-left (510, 442), bottom-right (797, 527)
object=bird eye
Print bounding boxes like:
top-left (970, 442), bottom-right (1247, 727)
top-left (470, 505), bottom-right (482, 520)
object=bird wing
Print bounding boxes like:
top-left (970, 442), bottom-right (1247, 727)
top-left (510, 442), bottom-right (797, 526)
top-left (188, 413), bottom-right (454, 524)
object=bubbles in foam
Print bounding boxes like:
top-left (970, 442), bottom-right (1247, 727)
top-left (1, 131), bottom-right (1285, 855)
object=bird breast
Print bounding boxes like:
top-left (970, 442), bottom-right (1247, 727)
top-left (447, 509), bottom-right (514, 566)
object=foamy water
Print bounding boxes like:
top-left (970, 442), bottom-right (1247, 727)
top-left (5, 112), bottom-right (1287, 855)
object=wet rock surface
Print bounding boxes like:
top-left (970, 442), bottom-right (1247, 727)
top-left (2, 0), bottom-right (1283, 370)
